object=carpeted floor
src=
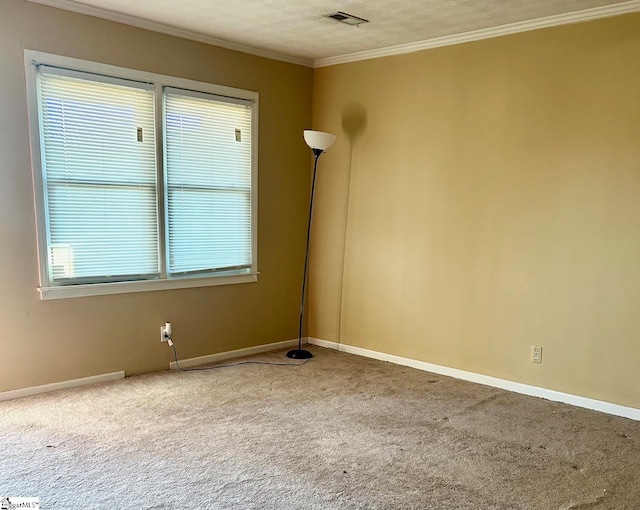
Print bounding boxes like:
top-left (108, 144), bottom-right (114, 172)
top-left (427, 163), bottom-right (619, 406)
top-left (1, 346), bottom-right (639, 509)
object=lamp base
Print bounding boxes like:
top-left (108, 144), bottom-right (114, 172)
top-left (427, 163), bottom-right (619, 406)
top-left (286, 349), bottom-right (313, 359)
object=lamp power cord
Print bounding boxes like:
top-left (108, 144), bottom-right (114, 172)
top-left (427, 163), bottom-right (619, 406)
top-left (168, 336), bottom-right (310, 372)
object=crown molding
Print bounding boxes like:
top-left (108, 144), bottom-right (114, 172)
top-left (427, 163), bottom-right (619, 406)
top-left (24, 0), bottom-right (640, 70)
top-left (313, 0), bottom-right (640, 68)
top-left (25, 0), bottom-right (314, 68)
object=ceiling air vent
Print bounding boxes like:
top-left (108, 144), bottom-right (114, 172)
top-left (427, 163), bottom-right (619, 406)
top-left (325, 11), bottom-right (369, 26)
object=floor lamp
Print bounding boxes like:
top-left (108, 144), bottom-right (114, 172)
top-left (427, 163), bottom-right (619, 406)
top-left (287, 130), bottom-right (337, 359)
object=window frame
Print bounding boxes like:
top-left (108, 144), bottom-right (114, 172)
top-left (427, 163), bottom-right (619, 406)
top-left (24, 50), bottom-right (259, 300)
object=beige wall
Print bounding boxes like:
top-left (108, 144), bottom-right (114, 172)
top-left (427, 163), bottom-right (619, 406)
top-left (2, 1), bottom-right (639, 410)
top-left (311, 14), bottom-right (640, 409)
top-left (0, 0), bottom-right (313, 391)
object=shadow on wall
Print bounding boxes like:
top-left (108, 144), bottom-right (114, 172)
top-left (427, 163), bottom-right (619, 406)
top-left (336, 103), bottom-right (368, 344)
top-left (342, 103), bottom-right (367, 142)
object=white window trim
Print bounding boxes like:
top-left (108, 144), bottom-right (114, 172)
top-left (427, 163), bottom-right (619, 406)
top-left (38, 273), bottom-right (258, 300)
top-left (24, 50), bottom-right (259, 300)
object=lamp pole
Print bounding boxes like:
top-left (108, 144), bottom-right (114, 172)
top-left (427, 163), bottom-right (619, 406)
top-left (287, 148), bottom-right (323, 359)
top-left (287, 131), bottom-right (335, 360)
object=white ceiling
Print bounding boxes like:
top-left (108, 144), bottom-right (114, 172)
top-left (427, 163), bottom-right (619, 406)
top-left (30, 0), bottom-right (640, 66)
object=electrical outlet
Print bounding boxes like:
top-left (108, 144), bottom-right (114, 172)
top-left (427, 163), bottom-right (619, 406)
top-left (531, 345), bottom-right (542, 364)
top-left (160, 322), bottom-right (172, 342)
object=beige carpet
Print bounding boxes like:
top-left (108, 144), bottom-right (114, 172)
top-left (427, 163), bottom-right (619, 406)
top-left (1, 346), bottom-right (639, 509)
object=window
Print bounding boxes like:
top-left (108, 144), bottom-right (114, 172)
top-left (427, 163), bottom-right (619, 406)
top-left (25, 51), bottom-right (258, 299)
top-left (164, 88), bottom-right (252, 275)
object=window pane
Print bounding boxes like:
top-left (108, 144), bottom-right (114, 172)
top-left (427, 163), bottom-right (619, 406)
top-left (164, 89), bottom-right (252, 275)
top-left (38, 67), bottom-right (159, 283)
top-left (168, 189), bottom-right (251, 273)
top-left (47, 184), bottom-right (159, 280)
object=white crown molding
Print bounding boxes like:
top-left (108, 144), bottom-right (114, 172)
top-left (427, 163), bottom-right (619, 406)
top-left (308, 338), bottom-right (640, 421)
top-left (314, 0), bottom-right (640, 68)
top-left (25, 0), bottom-right (314, 68)
top-left (24, 1), bottom-right (640, 72)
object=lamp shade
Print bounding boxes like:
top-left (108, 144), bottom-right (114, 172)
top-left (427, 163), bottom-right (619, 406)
top-left (304, 130), bottom-right (336, 151)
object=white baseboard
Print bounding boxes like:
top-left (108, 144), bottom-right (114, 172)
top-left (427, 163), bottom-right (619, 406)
top-left (169, 338), bottom-right (305, 370)
top-left (0, 339), bottom-right (304, 400)
top-left (0, 371), bottom-right (125, 402)
top-left (309, 338), bottom-right (640, 421)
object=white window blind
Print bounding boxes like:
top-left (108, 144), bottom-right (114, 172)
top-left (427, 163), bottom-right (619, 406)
top-left (26, 51), bottom-right (258, 299)
top-left (37, 66), bottom-right (159, 284)
top-left (164, 88), bottom-right (253, 275)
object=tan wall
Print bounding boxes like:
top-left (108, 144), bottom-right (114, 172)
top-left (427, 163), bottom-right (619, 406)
top-left (0, 0), bottom-right (313, 391)
top-left (310, 14), bottom-right (640, 409)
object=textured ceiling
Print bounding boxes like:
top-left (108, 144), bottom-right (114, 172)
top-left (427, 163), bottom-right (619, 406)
top-left (31, 0), bottom-right (638, 65)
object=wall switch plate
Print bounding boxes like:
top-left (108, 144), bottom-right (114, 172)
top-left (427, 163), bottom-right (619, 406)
top-left (531, 345), bottom-right (542, 364)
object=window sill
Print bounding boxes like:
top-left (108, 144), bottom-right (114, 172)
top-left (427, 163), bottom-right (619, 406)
top-left (38, 272), bottom-right (259, 300)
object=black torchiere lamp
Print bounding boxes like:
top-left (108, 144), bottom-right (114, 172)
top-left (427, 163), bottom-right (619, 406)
top-left (287, 130), bottom-right (337, 359)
